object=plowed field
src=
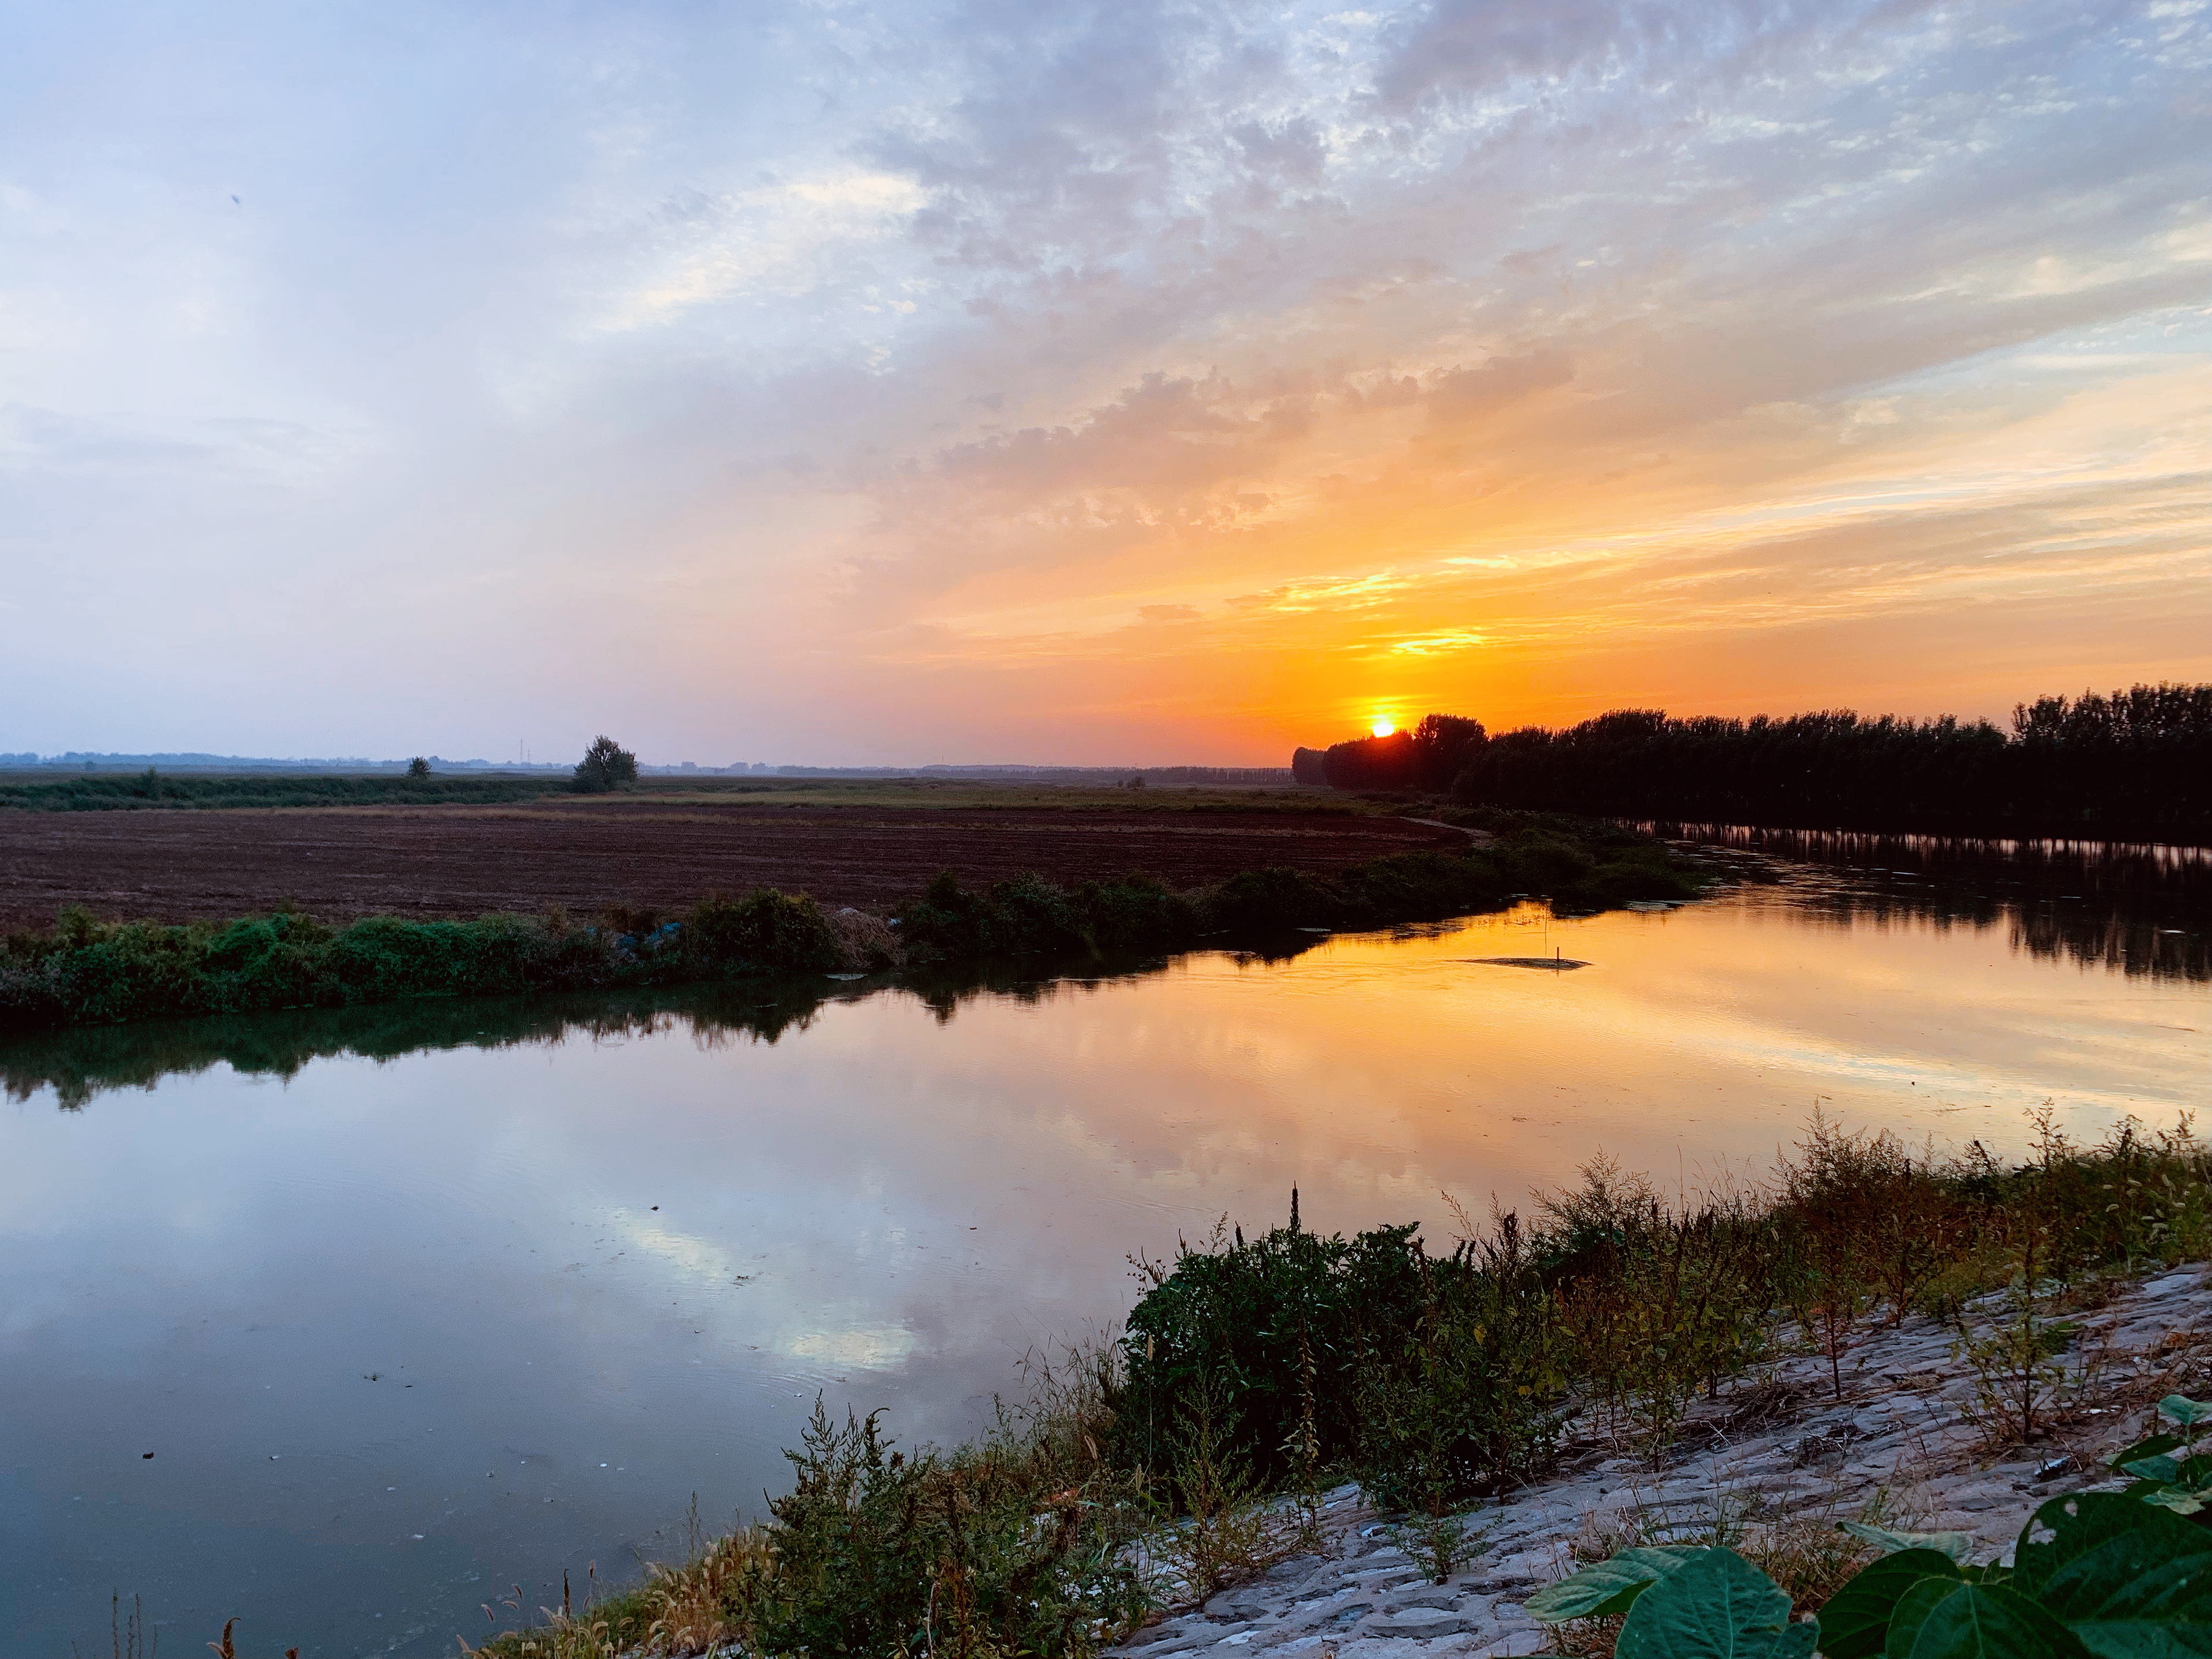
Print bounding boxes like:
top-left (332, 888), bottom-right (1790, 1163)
top-left (0, 798), bottom-right (1460, 930)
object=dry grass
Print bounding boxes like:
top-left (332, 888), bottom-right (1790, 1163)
top-left (641, 1531), bottom-right (776, 1656)
top-left (827, 906), bottom-right (903, 969)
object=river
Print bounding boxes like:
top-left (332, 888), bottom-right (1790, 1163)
top-left (1, 841), bottom-right (2204, 1656)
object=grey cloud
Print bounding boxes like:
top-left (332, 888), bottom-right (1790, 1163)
top-left (1231, 117), bottom-right (1328, 188)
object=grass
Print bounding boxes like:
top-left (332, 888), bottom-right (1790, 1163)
top-left (0, 818), bottom-right (1709, 1036)
top-left (456, 1109), bottom-right (2205, 1659)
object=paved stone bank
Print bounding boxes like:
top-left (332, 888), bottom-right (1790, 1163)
top-left (1109, 1263), bottom-right (2210, 1658)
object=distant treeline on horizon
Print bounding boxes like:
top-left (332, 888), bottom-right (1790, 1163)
top-left (1293, 683), bottom-right (2212, 842)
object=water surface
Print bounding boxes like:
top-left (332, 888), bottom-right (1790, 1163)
top-left (1, 856), bottom-right (2203, 1656)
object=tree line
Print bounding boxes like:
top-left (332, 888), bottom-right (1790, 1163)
top-left (1294, 684), bottom-right (2212, 840)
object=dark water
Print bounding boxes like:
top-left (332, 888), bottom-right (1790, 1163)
top-left (1, 846), bottom-right (2204, 1656)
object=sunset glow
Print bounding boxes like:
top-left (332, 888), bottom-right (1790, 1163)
top-left (1371, 720), bottom-right (1396, 740)
top-left (2, 0), bottom-right (2204, 763)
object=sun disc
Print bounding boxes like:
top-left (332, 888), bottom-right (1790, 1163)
top-left (1372, 718), bottom-right (1395, 737)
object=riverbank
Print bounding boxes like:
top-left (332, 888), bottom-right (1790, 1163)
top-left (1109, 1262), bottom-right (2210, 1657)
top-left (0, 816), bottom-right (1702, 1034)
top-left (458, 1111), bottom-right (2208, 1659)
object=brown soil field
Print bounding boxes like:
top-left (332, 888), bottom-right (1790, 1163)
top-left (0, 798), bottom-right (1462, 931)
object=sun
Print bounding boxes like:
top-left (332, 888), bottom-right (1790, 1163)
top-left (1371, 718), bottom-right (1395, 738)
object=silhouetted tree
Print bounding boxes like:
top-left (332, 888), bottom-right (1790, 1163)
top-left (571, 734), bottom-right (639, 794)
top-left (1292, 684), bottom-right (2212, 839)
top-left (1319, 715), bottom-right (1486, 791)
top-left (405, 756), bottom-right (431, 779)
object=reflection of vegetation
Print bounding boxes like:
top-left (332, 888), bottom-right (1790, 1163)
top-left (1671, 825), bottom-right (2211, 983)
top-left (0, 961), bottom-right (1206, 1109)
top-left (0, 823), bottom-right (1706, 1039)
top-left (471, 1113), bottom-right (2210, 1658)
top-left (0, 979), bottom-right (857, 1109)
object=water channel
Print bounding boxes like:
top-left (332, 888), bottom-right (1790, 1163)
top-left (1, 842), bottom-right (2205, 1655)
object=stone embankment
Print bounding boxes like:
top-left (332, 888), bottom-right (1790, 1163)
top-left (1110, 1262), bottom-right (2210, 1658)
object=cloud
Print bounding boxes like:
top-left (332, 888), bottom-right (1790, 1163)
top-left (0, 0), bottom-right (2203, 762)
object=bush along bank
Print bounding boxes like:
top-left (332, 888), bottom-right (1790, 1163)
top-left (0, 819), bottom-right (1707, 1035)
top-left (456, 1112), bottom-right (2207, 1659)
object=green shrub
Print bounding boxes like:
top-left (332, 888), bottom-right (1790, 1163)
top-left (1123, 1200), bottom-right (1570, 1505)
top-left (1202, 867), bottom-right (1339, 932)
top-left (1071, 874), bottom-right (1202, 953)
top-left (683, 890), bottom-right (843, 974)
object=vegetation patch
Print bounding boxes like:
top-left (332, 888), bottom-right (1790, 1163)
top-left (0, 768), bottom-right (553, 812)
top-left (0, 819), bottom-right (1707, 1035)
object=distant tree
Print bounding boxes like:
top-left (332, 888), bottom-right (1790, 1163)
top-left (405, 756), bottom-right (432, 779)
top-left (573, 734), bottom-right (639, 794)
top-left (1313, 714), bottom-right (1487, 792)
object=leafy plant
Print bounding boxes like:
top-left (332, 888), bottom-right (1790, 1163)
top-left (1529, 1413), bottom-right (2212, 1657)
top-left (1160, 1370), bottom-right (1299, 1599)
top-left (2109, 1392), bottom-right (2212, 1517)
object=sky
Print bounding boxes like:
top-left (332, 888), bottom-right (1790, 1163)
top-left (1, 0), bottom-right (2206, 766)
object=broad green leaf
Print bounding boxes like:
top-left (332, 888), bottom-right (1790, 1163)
top-left (2163, 1397), bottom-right (2210, 1429)
top-left (1816, 1549), bottom-right (1964, 1659)
top-left (2114, 1434), bottom-right (2183, 1471)
top-left (1615, 1546), bottom-right (1810, 1659)
top-left (1891, 1578), bottom-right (1968, 1658)
top-left (1839, 1521), bottom-right (1978, 1563)
top-left (2138, 1488), bottom-right (2209, 1518)
top-left (1527, 1546), bottom-right (1707, 1622)
top-left (2124, 1455), bottom-right (2186, 1484)
top-left (1904, 1582), bottom-right (2092, 1658)
top-left (2071, 1626), bottom-right (2212, 1658)
top-left (2014, 1492), bottom-right (2212, 1617)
